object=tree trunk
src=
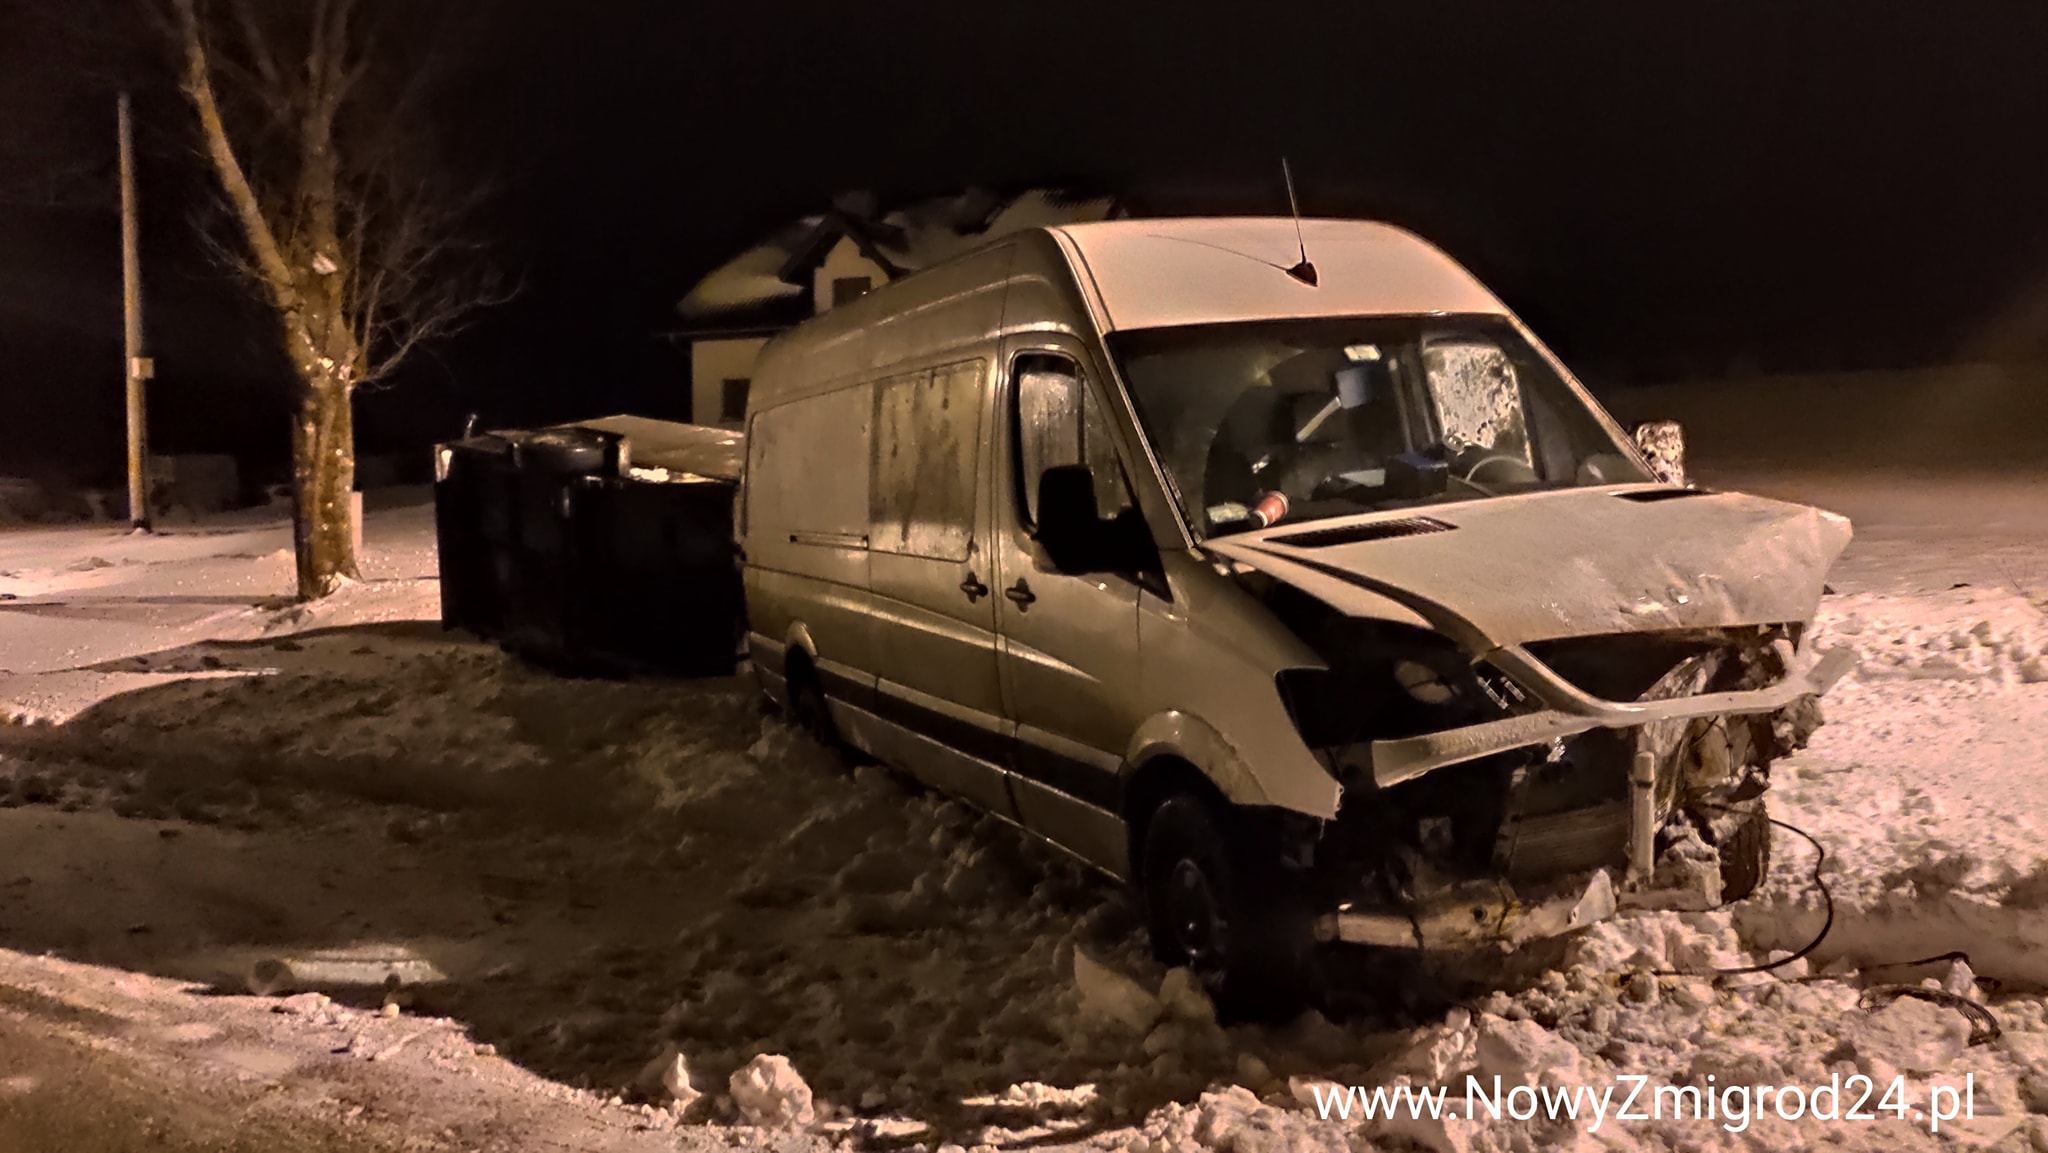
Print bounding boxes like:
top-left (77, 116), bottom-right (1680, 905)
top-left (291, 373), bottom-right (359, 600)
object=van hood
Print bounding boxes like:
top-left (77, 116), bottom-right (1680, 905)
top-left (1204, 486), bottom-right (1852, 650)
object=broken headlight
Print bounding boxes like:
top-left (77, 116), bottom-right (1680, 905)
top-left (1275, 632), bottom-right (1513, 751)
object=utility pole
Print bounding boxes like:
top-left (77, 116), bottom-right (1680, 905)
top-left (119, 92), bottom-right (152, 532)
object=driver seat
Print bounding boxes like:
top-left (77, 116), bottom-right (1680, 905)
top-left (1199, 386), bottom-right (1293, 518)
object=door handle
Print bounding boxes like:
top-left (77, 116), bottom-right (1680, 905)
top-left (959, 571), bottom-right (989, 602)
top-left (1004, 579), bottom-right (1037, 609)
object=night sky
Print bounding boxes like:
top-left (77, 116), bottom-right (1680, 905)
top-left (5, 0), bottom-right (2047, 484)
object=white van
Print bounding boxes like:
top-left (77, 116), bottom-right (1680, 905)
top-left (739, 218), bottom-right (1850, 1012)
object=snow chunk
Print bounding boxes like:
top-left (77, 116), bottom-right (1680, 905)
top-left (1685, 1039), bottom-right (1787, 1088)
top-left (1565, 909), bottom-right (1745, 974)
top-left (274, 991), bottom-right (333, 1017)
top-left (1624, 969), bottom-right (1659, 1004)
top-left (636, 1044), bottom-right (702, 1110)
top-left (1667, 977), bottom-right (1716, 1011)
top-left (728, 1054), bottom-right (815, 1129)
top-left (1365, 1101), bottom-right (1477, 1153)
top-left (1942, 956), bottom-right (1982, 1000)
top-left (1472, 1013), bottom-right (1593, 1089)
top-left (1073, 947), bottom-right (1162, 1034)
top-left (1155, 967), bottom-right (1217, 1027)
top-left (1380, 1010), bottom-right (1480, 1084)
top-left (1234, 1052), bottom-right (1273, 1091)
top-left (1132, 1086), bottom-right (1342, 1153)
top-left (1765, 949), bottom-right (1811, 980)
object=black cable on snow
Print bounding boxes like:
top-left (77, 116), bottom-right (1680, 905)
top-left (1860, 984), bottom-right (2002, 1046)
top-left (1644, 814), bottom-right (1833, 979)
top-left (1627, 811), bottom-right (2003, 1045)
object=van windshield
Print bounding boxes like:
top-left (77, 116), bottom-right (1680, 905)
top-left (1106, 316), bottom-right (1650, 539)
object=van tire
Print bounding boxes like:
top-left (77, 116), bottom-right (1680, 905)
top-left (1718, 802), bottom-right (1772, 902)
top-left (1139, 792), bottom-right (1313, 1022)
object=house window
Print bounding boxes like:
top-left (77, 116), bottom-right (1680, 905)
top-left (720, 378), bottom-right (750, 423)
top-left (832, 276), bottom-right (872, 306)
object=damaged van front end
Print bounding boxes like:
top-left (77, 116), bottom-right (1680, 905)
top-left (1205, 486), bottom-right (1855, 953)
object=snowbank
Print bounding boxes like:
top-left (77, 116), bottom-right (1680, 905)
top-left (6, 479), bottom-right (2048, 1153)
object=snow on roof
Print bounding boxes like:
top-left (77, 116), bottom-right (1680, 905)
top-left (1050, 217), bottom-right (1507, 332)
top-left (872, 188), bottom-right (1118, 272)
top-left (677, 190), bottom-right (1118, 322)
top-left (676, 216), bottom-right (823, 320)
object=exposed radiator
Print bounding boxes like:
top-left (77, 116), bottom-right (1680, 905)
top-left (1494, 800), bottom-right (1632, 882)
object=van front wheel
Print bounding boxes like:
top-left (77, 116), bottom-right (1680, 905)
top-left (1716, 801), bottom-right (1772, 902)
top-left (1139, 793), bottom-right (1313, 1022)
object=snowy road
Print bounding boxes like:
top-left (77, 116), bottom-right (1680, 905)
top-left (2, 457), bottom-right (2046, 1152)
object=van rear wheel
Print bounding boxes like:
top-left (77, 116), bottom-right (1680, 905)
top-left (1139, 792), bottom-right (1313, 1022)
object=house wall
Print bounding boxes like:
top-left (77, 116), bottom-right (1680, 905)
top-left (813, 236), bottom-right (889, 315)
top-left (691, 337), bottom-right (772, 428)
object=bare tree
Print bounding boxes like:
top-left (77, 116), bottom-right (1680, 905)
top-left (165, 0), bottom-right (504, 598)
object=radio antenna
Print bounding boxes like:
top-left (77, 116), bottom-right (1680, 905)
top-left (1281, 158), bottom-right (1318, 286)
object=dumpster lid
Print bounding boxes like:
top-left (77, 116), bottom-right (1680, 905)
top-left (549, 415), bottom-right (744, 482)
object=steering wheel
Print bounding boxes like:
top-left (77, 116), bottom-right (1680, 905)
top-left (1458, 451), bottom-right (1531, 486)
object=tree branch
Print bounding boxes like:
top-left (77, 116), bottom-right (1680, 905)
top-left (225, 0), bottom-right (284, 103)
top-left (307, 0), bottom-right (333, 104)
top-left (169, 0), bottom-right (299, 318)
top-left (323, 0), bottom-right (360, 111)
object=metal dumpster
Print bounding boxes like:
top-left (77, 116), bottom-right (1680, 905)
top-left (433, 415), bottom-right (745, 676)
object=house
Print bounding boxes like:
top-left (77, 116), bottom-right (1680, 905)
top-left (671, 188), bottom-right (1122, 427)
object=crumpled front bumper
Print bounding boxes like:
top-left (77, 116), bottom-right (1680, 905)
top-left (1369, 638), bottom-right (1857, 788)
top-left (1312, 627), bottom-right (1856, 952)
top-left (1311, 867), bottom-right (1620, 950)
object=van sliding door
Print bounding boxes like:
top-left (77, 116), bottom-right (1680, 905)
top-left (864, 359), bottom-right (1017, 818)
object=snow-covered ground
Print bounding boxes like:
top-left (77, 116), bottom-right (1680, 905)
top-left (3, 450), bottom-right (2047, 1152)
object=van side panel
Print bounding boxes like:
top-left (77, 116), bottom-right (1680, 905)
top-left (748, 244), bottom-right (1019, 408)
top-left (743, 381), bottom-right (877, 714)
top-left (742, 243), bottom-right (1024, 814)
top-left (863, 355), bottom-right (1016, 817)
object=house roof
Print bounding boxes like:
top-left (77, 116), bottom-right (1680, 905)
top-left (676, 188), bottom-right (1121, 323)
top-left (674, 216), bottom-right (823, 319)
top-left (658, 323), bottom-right (790, 343)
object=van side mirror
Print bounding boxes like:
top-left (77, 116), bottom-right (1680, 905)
top-left (1631, 421), bottom-right (1688, 487)
top-left (1035, 464), bottom-right (1144, 574)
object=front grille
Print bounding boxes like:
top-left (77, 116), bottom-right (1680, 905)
top-left (1521, 630), bottom-right (1744, 702)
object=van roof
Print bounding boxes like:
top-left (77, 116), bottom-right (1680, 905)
top-left (747, 217), bottom-right (1515, 411)
top-left (1048, 217), bottom-right (1508, 332)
